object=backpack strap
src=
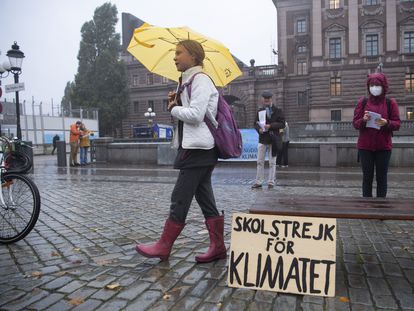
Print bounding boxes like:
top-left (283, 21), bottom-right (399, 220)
top-left (386, 98), bottom-right (391, 119)
top-left (178, 72), bottom-right (207, 98)
top-left (362, 97), bottom-right (392, 118)
top-left (178, 72), bottom-right (219, 129)
top-left (361, 97), bottom-right (368, 110)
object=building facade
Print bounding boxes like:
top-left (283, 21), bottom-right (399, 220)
top-left (275, 0), bottom-right (414, 122)
top-left (121, 2), bottom-right (414, 137)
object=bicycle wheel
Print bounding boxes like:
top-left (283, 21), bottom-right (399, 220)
top-left (0, 173), bottom-right (41, 244)
top-left (4, 150), bottom-right (32, 174)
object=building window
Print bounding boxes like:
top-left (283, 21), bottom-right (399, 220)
top-left (297, 61), bottom-right (307, 75)
top-left (162, 99), bottom-right (169, 112)
top-left (148, 100), bottom-right (154, 111)
top-left (298, 91), bottom-right (308, 106)
top-left (365, 0), bottom-right (378, 5)
top-left (329, 38), bottom-right (341, 59)
top-left (406, 73), bottom-right (414, 93)
top-left (366, 34), bottom-right (379, 56)
top-left (297, 19), bottom-right (306, 33)
top-left (407, 107), bottom-right (414, 120)
top-left (331, 110), bottom-right (341, 121)
top-left (329, 0), bottom-right (340, 9)
top-left (162, 76), bottom-right (169, 84)
top-left (132, 75), bottom-right (139, 86)
top-left (133, 101), bottom-right (139, 113)
top-left (330, 76), bottom-right (341, 96)
top-left (146, 73), bottom-right (153, 85)
top-left (404, 32), bottom-right (414, 54)
top-left (298, 46), bottom-right (307, 53)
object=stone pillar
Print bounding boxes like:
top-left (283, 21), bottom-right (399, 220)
top-left (279, 8), bottom-right (287, 66)
top-left (348, 0), bottom-right (359, 54)
top-left (386, 0), bottom-right (397, 52)
top-left (320, 144), bottom-right (337, 167)
top-left (93, 137), bottom-right (114, 163)
top-left (312, 0), bottom-right (322, 57)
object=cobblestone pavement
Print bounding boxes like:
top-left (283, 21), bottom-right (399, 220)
top-left (1, 155), bottom-right (413, 311)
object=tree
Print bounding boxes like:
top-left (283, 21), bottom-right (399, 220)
top-left (70, 3), bottom-right (128, 137)
top-left (61, 81), bottom-right (74, 116)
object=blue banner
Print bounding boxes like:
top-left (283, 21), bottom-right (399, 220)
top-left (223, 129), bottom-right (259, 162)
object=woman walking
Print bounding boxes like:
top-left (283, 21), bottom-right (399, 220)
top-left (135, 40), bottom-right (226, 263)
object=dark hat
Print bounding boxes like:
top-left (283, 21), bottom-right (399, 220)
top-left (76, 121), bottom-right (82, 125)
top-left (261, 91), bottom-right (273, 98)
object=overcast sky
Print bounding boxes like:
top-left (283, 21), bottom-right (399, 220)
top-left (0, 0), bottom-right (277, 114)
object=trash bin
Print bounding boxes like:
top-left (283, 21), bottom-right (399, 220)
top-left (17, 141), bottom-right (34, 173)
top-left (56, 140), bottom-right (67, 167)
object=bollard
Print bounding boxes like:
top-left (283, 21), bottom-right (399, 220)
top-left (56, 140), bottom-right (67, 167)
top-left (18, 141), bottom-right (34, 173)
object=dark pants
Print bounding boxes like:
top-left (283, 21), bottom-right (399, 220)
top-left (169, 166), bottom-right (219, 223)
top-left (359, 149), bottom-right (391, 198)
top-left (276, 141), bottom-right (289, 166)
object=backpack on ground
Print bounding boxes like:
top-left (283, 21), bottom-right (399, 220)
top-left (181, 73), bottom-right (243, 159)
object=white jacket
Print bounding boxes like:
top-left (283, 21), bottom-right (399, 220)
top-left (171, 66), bottom-right (218, 149)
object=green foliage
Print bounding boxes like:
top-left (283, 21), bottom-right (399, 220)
top-left (61, 81), bottom-right (74, 116)
top-left (70, 2), bottom-right (128, 136)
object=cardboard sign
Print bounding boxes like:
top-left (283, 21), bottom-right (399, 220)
top-left (228, 213), bottom-right (336, 297)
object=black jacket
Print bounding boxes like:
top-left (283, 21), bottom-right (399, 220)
top-left (254, 105), bottom-right (285, 155)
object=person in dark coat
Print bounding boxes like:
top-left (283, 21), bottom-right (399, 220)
top-left (51, 134), bottom-right (60, 155)
top-left (353, 72), bottom-right (400, 197)
top-left (252, 91), bottom-right (285, 189)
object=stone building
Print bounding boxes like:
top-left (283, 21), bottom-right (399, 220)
top-left (274, 0), bottom-right (414, 122)
top-left (120, 1), bottom-right (414, 137)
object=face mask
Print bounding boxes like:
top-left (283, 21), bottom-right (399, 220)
top-left (369, 86), bottom-right (383, 96)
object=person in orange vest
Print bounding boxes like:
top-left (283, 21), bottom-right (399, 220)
top-left (69, 121), bottom-right (82, 167)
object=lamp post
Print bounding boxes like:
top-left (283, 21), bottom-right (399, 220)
top-left (144, 107), bottom-right (156, 139)
top-left (0, 42), bottom-right (25, 139)
top-left (144, 107), bottom-right (156, 126)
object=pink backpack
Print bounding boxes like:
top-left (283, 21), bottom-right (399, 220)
top-left (182, 73), bottom-right (243, 159)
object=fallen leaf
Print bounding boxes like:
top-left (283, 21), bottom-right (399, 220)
top-left (402, 246), bottom-right (410, 251)
top-left (68, 297), bottom-right (84, 306)
top-left (71, 259), bottom-right (82, 264)
top-left (339, 297), bottom-right (350, 303)
top-left (55, 271), bottom-right (68, 276)
top-left (96, 260), bottom-right (112, 266)
top-left (51, 251), bottom-right (60, 257)
top-left (217, 303), bottom-right (222, 307)
top-left (163, 294), bottom-right (171, 300)
top-left (91, 228), bottom-right (98, 232)
top-left (73, 248), bottom-right (81, 252)
top-left (31, 271), bottom-right (43, 277)
top-left (106, 283), bottom-right (121, 290)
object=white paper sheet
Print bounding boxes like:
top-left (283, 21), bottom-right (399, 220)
top-left (366, 111), bottom-right (381, 130)
top-left (258, 110), bottom-right (267, 131)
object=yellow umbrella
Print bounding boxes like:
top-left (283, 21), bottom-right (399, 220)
top-left (127, 24), bottom-right (242, 87)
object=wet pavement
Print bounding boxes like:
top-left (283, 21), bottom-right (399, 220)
top-left (0, 155), bottom-right (413, 310)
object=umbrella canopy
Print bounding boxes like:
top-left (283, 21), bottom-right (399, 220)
top-left (127, 25), bottom-right (242, 87)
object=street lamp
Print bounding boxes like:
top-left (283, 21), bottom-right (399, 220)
top-left (0, 42), bottom-right (25, 139)
top-left (144, 107), bottom-right (156, 126)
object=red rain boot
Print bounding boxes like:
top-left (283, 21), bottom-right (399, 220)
top-left (135, 218), bottom-right (185, 261)
top-left (195, 215), bottom-right (226, 263)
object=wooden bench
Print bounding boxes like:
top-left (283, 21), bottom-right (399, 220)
top-left (249, 194), bottom-right (414, 220)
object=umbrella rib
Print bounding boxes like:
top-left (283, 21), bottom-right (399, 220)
top-left (149, 48), bottom-right (175, 72)
top-left (167, 28), bottom-right (182, 42)
top-left (204, 56), bottom-right (225, 86)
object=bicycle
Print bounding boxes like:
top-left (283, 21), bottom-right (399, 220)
top-left (0, 136), bottom-right (41, 244)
